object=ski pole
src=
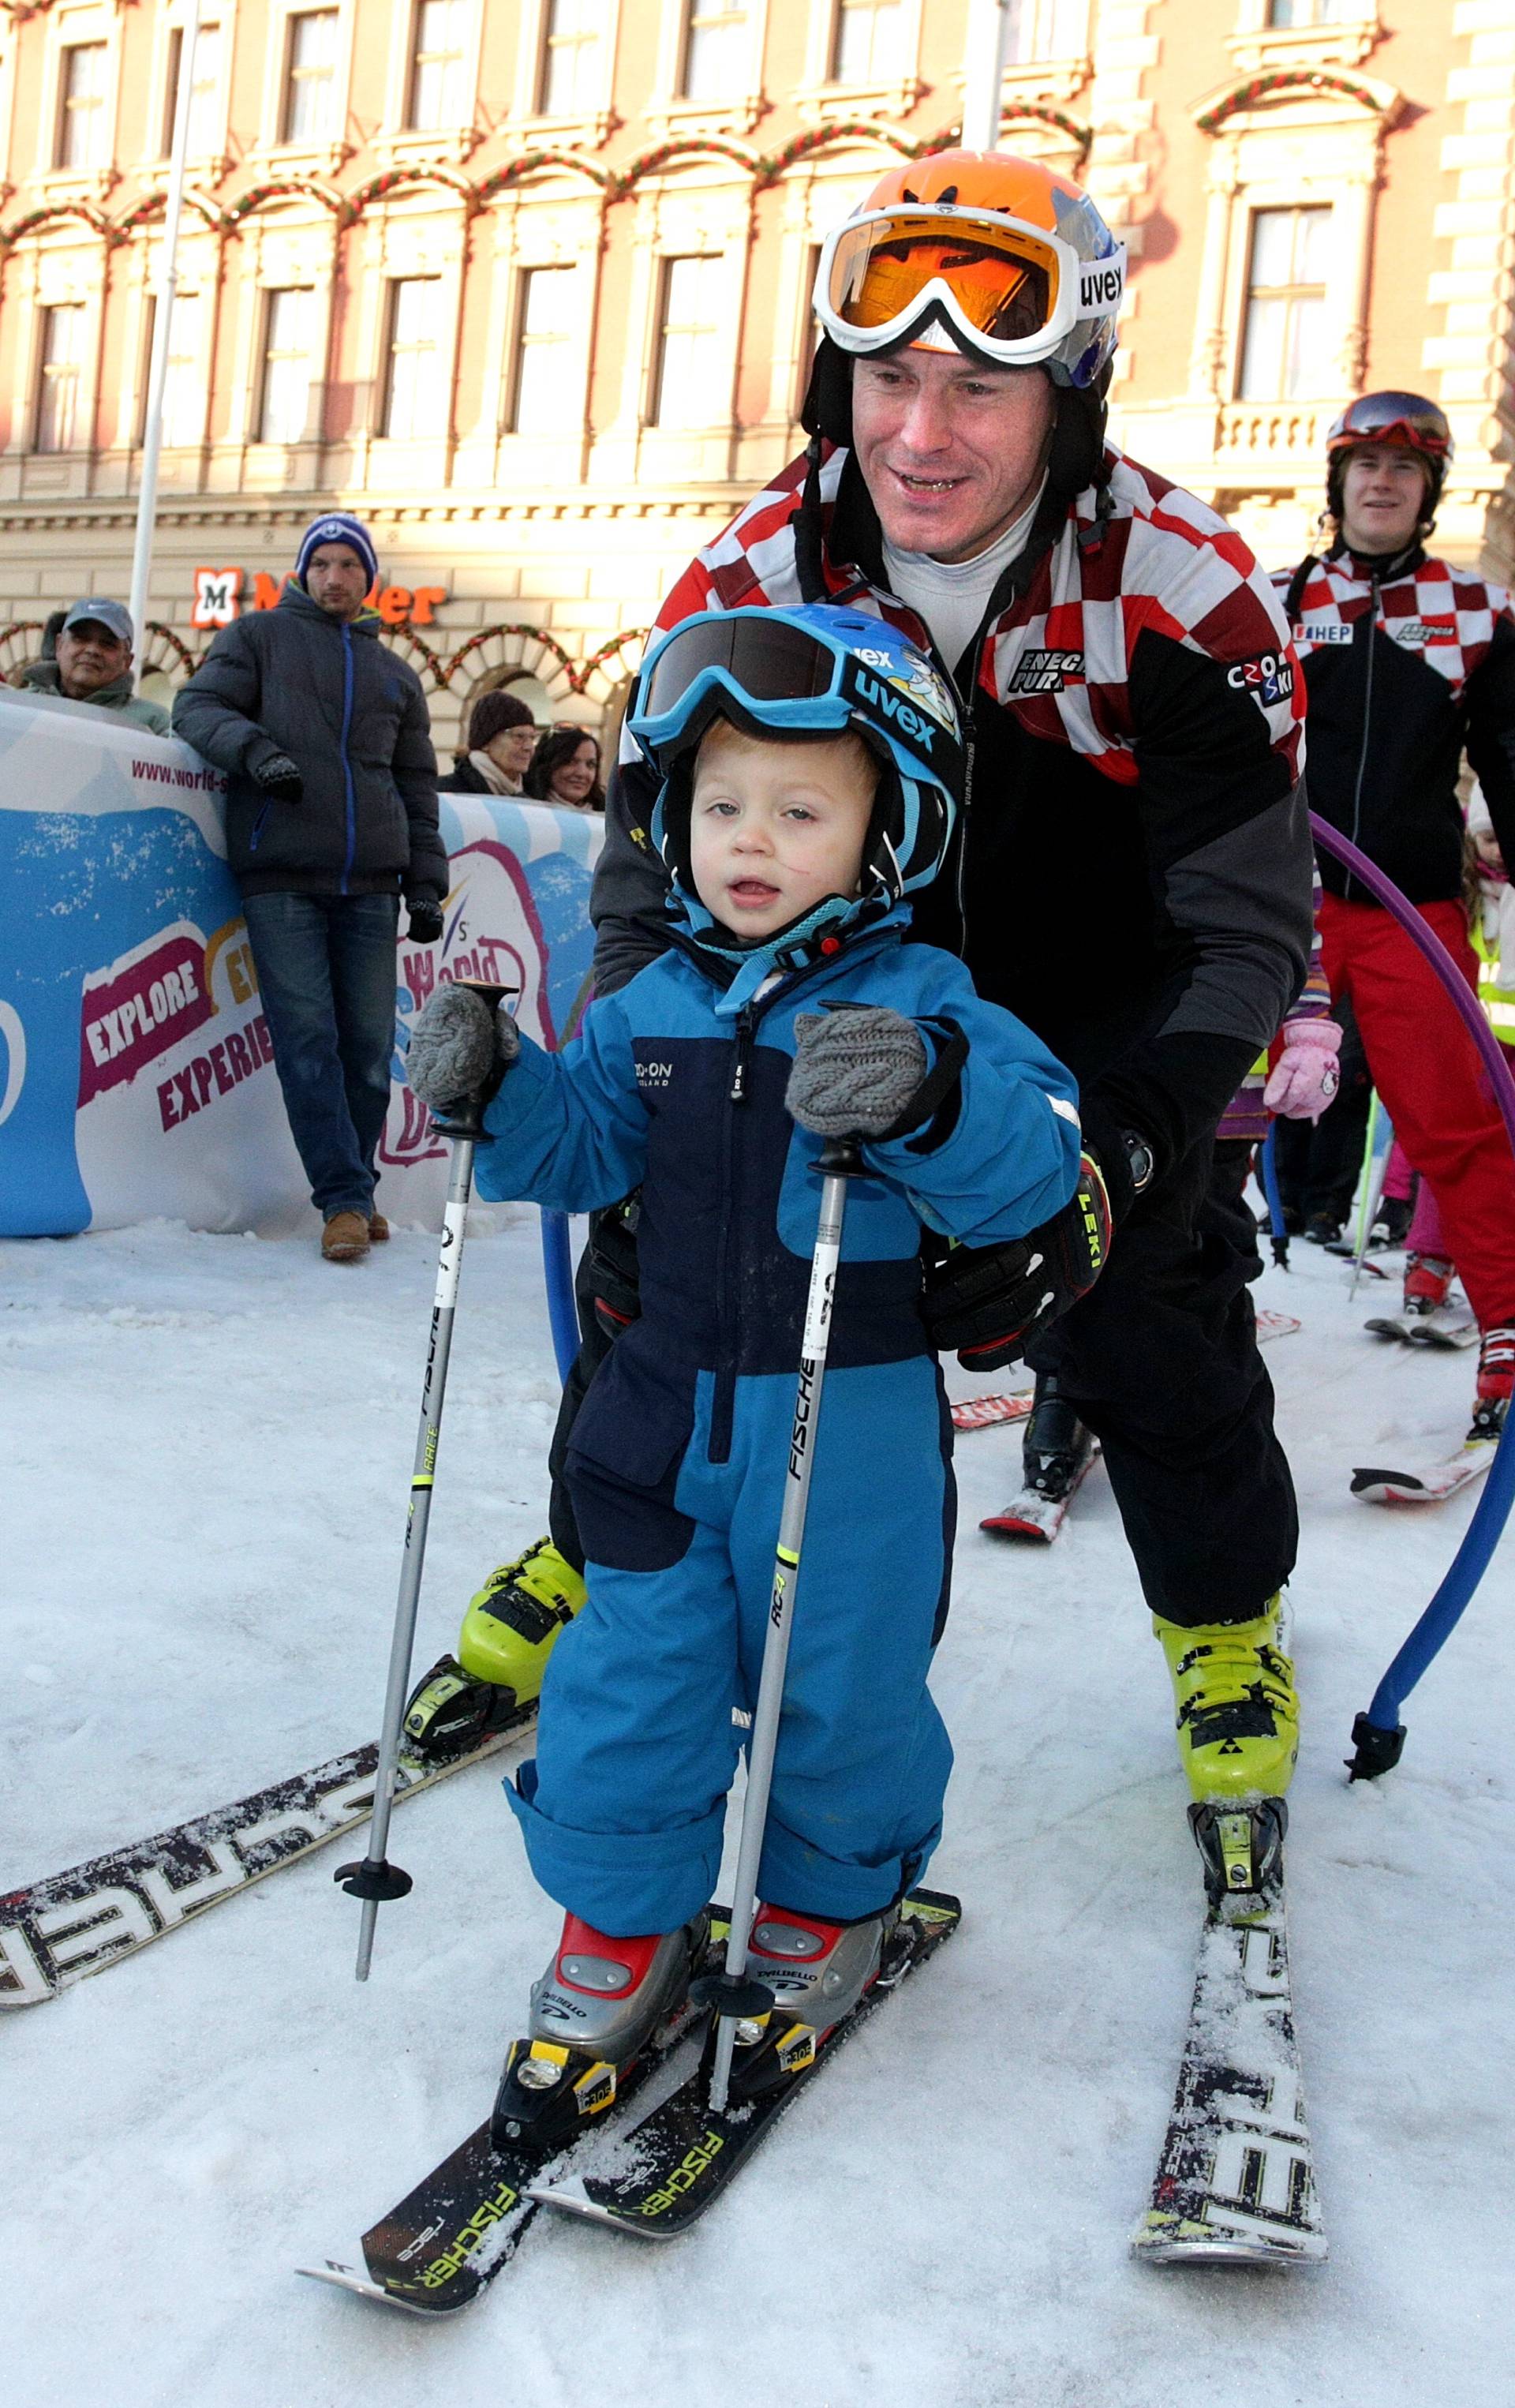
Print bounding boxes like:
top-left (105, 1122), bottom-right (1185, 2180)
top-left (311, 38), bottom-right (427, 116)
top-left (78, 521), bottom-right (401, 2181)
top-left (539, 1208), bottom-right (579, 1384)
top-left (339, 979), bottom-right (515, 1979)
top-left (1307, 818), bottom-right (1515, 1780)
top-left (1260, 1124), bottom-right (1289, 1270)
top-left (700, 1134), bottom-right (863, 2115)
top-left (1347, 1092), bottom-right (1386, 1298)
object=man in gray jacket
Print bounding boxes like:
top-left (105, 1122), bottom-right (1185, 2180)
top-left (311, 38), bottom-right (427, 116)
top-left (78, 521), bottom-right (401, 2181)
top-left (174, 511), bottom-right (447, 1261)
top-left (19, 600), bottom-right (172, 735)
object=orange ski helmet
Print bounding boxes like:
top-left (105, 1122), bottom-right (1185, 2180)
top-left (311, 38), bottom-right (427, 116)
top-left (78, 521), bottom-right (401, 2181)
top-left (814, 151), bottom-right (1125, 392)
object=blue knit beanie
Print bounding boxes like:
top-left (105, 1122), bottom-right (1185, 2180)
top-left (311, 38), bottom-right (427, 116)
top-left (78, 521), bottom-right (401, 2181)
top-left (296, 512), bottom-right (379, 593)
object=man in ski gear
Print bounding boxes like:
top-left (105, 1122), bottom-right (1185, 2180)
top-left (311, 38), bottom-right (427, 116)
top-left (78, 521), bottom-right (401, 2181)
top-left (553, 153), bottom-right (1312, 1837)
top-left (1279, 393), bottom-right (1515, 1438)
top-left (16, 600), bottom-right (172, 735)
top-left (406, 603), bottom-right (1082, 2126)
top-left (174, 511), bottom-right (447, 1262)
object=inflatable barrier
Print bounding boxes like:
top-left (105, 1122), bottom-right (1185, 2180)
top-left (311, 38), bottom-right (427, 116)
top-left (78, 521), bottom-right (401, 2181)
top-left (0, 691), bottom-right (601, 1236)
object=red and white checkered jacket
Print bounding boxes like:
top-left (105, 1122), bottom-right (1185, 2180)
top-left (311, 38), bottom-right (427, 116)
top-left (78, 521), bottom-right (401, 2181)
top-left (656, 445), bottom-right (1304, 790)
top-left (596, 439), bottom-right (1316, 1179)
top-left (1274, 543), bottom-right (1515, 906)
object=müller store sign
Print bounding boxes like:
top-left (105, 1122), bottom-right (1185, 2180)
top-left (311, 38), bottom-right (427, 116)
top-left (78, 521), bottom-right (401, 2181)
top-left (191, 567), bottom-right (448, 631)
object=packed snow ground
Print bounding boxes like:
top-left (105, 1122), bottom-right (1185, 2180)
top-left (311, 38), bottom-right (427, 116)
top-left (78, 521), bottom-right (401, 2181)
top-left (4, 1210), bottom-right (1513, 2408)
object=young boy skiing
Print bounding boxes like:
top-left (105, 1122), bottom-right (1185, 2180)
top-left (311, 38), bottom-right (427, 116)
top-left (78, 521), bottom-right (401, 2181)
top-left (405, 604), bottom-right (1091, 2133)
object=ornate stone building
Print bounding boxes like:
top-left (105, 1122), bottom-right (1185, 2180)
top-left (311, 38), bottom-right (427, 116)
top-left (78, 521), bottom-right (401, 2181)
top-left (0, 0), bottom-right (1509, 745)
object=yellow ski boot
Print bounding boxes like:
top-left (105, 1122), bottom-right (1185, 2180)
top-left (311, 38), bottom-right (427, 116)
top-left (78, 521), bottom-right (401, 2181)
top-left (402, 1540), bottom-right (586, 1757)
top-left (1154, 1598), bottom-right (1299, 1802)
top-left (1154, 1599), bottom-right (1297, 1901)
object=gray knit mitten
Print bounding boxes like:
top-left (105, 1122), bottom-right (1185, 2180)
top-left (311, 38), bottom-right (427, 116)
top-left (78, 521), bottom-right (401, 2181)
top-left (786, 1007), bottom-right (930, 1138)
top-left (406, 982), bottom-right (519, 1110)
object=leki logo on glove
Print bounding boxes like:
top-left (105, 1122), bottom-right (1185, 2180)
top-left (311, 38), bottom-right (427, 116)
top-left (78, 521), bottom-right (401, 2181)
top-left (1008, 650), bottom-right (1085, 695)
top-left (1227, 653), bottom-right (1296, 707)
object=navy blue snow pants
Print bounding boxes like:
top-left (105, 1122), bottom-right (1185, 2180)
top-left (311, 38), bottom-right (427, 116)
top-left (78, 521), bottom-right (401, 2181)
top-left (506, 1350), bottom-right (956, 1938)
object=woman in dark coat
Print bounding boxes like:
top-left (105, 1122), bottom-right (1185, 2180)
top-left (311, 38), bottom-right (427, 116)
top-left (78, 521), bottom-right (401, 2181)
top-left (440, 688), bottom-right (540, 795)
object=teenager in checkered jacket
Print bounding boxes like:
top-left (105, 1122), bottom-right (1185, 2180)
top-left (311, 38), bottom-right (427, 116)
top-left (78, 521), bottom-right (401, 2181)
top-left (1278, 395), bottom-right (1515, 1441)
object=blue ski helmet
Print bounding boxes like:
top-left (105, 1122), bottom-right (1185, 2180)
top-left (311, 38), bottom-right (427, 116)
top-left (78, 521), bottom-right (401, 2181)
top-left (628, 603), bottom-right (963, 910)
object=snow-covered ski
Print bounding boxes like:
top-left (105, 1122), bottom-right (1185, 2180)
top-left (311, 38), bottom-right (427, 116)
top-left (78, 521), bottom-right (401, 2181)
top-left (0, 1683), bottom-right (533, 2009)
top-left (1132, 1873), bottom-right (1326, 2268)
top-left (1255, 1309), bottom-right (1300, 1343)
top-left (980, 1441), bottom-right (1099, 1543)
top-left (1351, 1435), bottom-right (1498, 1505)
top-left (950, 1391), bottom-right (1033, 1432)
top-left (1365, 1312), bottom-right (1479, 1350)
top-left (297, 1923), bottom-right (728, 2315)
top-left (529, 1889), bottom-right (960, 2240)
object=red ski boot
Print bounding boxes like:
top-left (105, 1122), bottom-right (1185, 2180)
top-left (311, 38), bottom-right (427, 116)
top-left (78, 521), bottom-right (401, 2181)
top-left (1472, 1324), bottom-right (1514, 1442)
top-left (1403, 1253), bottom-right (1454, 1319)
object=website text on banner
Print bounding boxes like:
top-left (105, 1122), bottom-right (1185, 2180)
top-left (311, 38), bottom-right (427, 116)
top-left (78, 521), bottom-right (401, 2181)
top-left (0, 694), bottom-right (601, 1238)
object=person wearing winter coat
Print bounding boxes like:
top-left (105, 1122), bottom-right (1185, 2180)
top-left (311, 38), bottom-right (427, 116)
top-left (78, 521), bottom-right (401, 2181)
top-left (17, 600), bottom-right (172, 736)
top-left (172, 511), bottom-right (447, 1262)
top-left (403, 605), bottom-right (1087, 2114)
top-left (439, 687), bottom-right (539, 796)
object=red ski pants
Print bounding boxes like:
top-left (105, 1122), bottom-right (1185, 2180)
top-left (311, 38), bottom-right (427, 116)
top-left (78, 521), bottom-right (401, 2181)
top-left (1319, 893), bottom-right (1515, 1328)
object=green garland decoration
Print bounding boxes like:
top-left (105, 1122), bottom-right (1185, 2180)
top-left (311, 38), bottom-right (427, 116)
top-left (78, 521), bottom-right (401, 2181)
top-left (0, 199), bottom-right (113, 249)
top-left (574, 627), bottom-right (650, 690)
top-left (441, 624), bottom-right (578, 687)
top-left (115, 189), bottom-right (230, 239)
top-left (347, 163), bottom-right (479, 219)
top-left (1197, 70), bottom-right (1384, 135)
top-left (608, 137), bottom-right (759, 196)
top-left (223, 178), bottom-right (346, 226)
top-left (754, 120), bottom-right (914, 185)
top-left (142, 621), bottom-right (198, 674)
top-left (477, 152), bottom-right (614, 200)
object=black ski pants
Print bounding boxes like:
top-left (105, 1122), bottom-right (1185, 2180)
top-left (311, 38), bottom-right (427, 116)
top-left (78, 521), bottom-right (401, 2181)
top-left (1025, 1134), bottom-right (1297, 1628)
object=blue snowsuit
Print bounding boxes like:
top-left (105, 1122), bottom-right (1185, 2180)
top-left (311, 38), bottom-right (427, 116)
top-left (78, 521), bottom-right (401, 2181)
top-left (474, 905), bottom-right (1081, 1936)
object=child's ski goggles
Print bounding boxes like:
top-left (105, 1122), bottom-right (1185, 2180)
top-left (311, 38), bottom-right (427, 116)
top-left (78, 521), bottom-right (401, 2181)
top-left (813, 204), bottom-right (1126, 369)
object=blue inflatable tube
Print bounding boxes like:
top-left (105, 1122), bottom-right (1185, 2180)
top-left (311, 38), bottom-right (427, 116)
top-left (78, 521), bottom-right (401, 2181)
top-left (1307, 815), bottom-right (1515, 1779)
top-left (539, 1208), bottom-right (579, 1385)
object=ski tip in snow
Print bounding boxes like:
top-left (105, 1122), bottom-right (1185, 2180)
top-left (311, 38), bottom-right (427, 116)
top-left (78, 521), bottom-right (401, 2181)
top-left (1351, 1440), bottom-right (1496, 1505)
top-left (1255, 1309), bottom-right (1300, 1343)
top-left (296, 2253), bottom-right (440, 2316)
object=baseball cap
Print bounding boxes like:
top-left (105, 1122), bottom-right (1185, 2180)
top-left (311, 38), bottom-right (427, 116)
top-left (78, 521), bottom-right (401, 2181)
top-left (62, 599), bottom-right (134, 646)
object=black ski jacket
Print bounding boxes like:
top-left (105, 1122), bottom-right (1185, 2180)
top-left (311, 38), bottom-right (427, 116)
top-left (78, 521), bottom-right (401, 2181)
top-left (172, 583), bottom-right (447, 902)
top-left (591, 440), bottom-right (1314, 1194)
top-left (1277, 541), bottom-right (1515, 904)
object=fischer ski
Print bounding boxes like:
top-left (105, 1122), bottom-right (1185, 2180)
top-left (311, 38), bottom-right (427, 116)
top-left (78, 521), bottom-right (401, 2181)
top-left (950, 1391), bottom-right (1034, 1433)
top-left (529, 1889), bottom-right (961, 2240)
top-left (1133, 1839), bottom-right (1326, 2268)
top-left (1, 1674), bottom-right (533, 2009)
top-left (1352, 1434), bottom-right (1498, 1505)
top-left (297, 1916), bottom-right (731, 2316)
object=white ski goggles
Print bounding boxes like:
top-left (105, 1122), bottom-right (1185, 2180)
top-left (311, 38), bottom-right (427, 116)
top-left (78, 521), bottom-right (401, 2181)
top-left (814, 204), bottom-right (1126, 368)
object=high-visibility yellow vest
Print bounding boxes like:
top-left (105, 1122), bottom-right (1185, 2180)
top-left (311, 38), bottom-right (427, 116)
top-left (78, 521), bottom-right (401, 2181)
top-left (1471, 914), bottom-right (1515, 1044)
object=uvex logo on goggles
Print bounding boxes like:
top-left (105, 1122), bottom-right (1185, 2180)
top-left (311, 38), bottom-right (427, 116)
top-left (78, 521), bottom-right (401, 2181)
top-left (1079, 255), bottom-right (1125, 312)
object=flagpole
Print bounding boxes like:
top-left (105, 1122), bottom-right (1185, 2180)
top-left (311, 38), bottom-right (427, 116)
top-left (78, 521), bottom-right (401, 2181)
top-left (128, 0), bottom-right (203, 676)
top-left (961, 0), bottom-right (1013, 152)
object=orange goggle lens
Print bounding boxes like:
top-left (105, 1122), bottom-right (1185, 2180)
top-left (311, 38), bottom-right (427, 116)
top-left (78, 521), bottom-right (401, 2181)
top-left (827, 214), bottom-right (1062, 346)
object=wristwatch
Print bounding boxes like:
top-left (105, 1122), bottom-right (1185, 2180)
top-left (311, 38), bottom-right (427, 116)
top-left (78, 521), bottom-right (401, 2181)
top-left (1120, 1129), bottom-right (1155, 1195)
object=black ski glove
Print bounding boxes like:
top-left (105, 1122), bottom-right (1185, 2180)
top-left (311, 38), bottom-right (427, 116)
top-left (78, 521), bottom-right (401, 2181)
top-left (587, 1193), bottom-right (642, 1339)
top-left (921, 1149), bottom-right (1113, 1372)
top-left (252, 750), bottom-right (304, 802)
top-left (405, 897), bottom-right (445, 946)
top-left (406, 982), bottom-right (519, 1114)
